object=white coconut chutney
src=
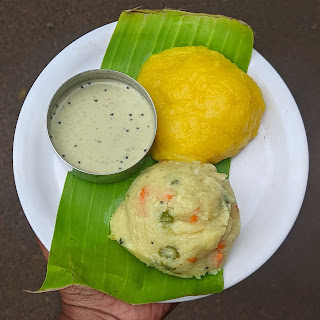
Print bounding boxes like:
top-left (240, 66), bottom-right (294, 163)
top-left (48, 79), bottom-right (156, 174)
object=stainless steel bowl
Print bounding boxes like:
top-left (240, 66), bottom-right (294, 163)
top-left (46, 69), bottom-right (157, 183)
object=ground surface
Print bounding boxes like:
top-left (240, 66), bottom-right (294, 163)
top-left (1, 0), bottom-right (319, 319)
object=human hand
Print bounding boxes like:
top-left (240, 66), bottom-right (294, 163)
top-left (37, 239), bottom-right (177, 320)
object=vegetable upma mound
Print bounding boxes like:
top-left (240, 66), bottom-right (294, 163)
top-left (109, 161), bottom-right (240, 279)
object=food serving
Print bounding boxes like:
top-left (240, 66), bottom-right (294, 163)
top-left (19, 9), bottom-right (307, 305)
top-left (138, 46), bottom-right (265, 164)
top-left (110, 161), bottom-right (240, 279)
top-left (109, 44), bottom-right (265, 278)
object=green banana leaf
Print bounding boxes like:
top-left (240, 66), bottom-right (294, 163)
top-left (102, 9), bottom-right (253, 75)
top-left (39, 9), bottom-right (253, 304)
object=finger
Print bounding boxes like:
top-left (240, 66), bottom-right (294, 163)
top-left (36, 237), bottom-right (49, 261)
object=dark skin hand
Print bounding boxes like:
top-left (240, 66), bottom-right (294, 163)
top-left (37, 239), bottom-right (177, 320)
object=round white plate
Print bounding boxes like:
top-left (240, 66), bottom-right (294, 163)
top-left (13, 22), bottom-right (308, 302)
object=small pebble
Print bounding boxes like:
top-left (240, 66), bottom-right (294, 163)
top-left (46, 22), bottom-right (54, 29)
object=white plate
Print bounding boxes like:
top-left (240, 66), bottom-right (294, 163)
top-left (13, 22), bottom-right (309, 302)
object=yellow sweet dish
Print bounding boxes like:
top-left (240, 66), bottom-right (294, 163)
top-left (137, 46), bottom-right (265, 163)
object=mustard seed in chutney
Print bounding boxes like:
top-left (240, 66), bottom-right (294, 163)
top-left (48, 79), bottom-right (156, 175)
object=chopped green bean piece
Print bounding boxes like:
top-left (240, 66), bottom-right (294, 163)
top-left (160, 211), bottom-right (174, 225)
top-left (160, 261), bottom-right (176, 271)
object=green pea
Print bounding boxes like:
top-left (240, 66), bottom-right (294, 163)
top-left (159, 246), bottom-right (180, 259)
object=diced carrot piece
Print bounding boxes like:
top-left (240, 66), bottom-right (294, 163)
top-left (214, 251), bottom-right (224, 267)
top-left (187, 257), bottom-right (197, 263)
top-left (190, 214), bottom-right (198, 223)
top-left (139, 187), bottom-right (147, 202)
top-left (217, 241), bottom-right (225, 250)
top-left (165, 194), bottom-right (173, 200)
top-left (139, 187), bottom-right (148, 217)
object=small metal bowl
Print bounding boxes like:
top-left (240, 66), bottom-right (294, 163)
top-left (47, 69), bottom-right (157, 184)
